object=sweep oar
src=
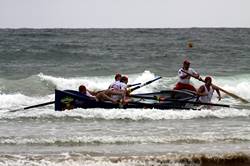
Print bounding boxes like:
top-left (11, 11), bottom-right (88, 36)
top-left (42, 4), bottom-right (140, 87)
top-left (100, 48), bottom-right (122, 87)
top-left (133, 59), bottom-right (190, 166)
top-left (129, 76), bottom-right (162, 93)
top-left (181, 70), bottom-right (249, 103)
top-left (10, 101), bottom-right (55, 112)
top-left (129, 94), bottom-right (250, 109)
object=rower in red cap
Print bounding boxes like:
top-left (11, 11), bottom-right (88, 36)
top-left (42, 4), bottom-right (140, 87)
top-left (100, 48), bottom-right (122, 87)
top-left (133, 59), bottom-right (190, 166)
top-left (174, 60), bottom-right (200, 92)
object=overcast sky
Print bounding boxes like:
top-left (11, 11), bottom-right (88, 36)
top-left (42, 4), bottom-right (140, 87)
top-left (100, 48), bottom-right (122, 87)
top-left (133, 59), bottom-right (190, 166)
top-left (0, 0), bottom-right (249, 28)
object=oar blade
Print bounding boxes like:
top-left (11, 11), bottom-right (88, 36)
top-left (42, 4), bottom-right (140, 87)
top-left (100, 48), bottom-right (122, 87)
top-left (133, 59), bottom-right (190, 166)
top-left (216, 87), bottom-right (249, 103)
top-left (231, 104), bottom-right (250, 109)
top-left (9, 108), bottom-right (24, 113)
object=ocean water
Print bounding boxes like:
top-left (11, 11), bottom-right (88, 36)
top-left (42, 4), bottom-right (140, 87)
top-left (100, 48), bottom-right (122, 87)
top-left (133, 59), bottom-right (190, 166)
top-left (0, 28), bottom-right (250, 165)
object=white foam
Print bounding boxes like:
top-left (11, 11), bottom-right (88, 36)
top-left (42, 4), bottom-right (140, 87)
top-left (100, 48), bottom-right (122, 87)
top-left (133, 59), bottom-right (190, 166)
top-left (209, 75), bottom-right (250, 100)
top-left (0, 93), bottom-right (54, 110)
top-left (1, 129), bottom-right (250, 146)
top-left (2, 107), bottom-right (250, 121)
top-left (38, 71), bottom-right (161, 93)
top-left (1, 130), bottom-right (250, 145)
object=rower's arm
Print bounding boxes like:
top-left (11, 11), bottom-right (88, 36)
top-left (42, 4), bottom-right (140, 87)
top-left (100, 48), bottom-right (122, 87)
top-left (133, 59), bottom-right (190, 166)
top-left (190, 68), bottom-right (200, 79)
top-left (215, 88), bottom-right (221, 101)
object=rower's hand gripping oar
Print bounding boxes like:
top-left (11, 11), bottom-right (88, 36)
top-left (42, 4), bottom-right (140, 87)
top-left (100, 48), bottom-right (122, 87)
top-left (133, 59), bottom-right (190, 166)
top-left (10, 101), bottom-right (55, 112)
top-left (181, 70), bottom-right (249, 103)
top-left (128, 76), bottom-right (162, 93)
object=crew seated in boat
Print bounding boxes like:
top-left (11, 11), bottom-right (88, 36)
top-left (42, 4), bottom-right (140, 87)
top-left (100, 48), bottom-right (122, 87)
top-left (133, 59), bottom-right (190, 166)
top-left (108, 76), bottom-right (129, 103)
top-left (197, 76), bottom-right (221, 103)
top-left (78, 85), bottom-right (117, 104)
top-left (108, 73), bottom-right (122, 89)
top-left (174, 60), bottom-right (200, 92)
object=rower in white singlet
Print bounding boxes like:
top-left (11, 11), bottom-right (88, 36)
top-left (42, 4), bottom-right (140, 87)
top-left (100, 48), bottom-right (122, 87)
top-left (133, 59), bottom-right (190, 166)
top-left (108, 73), bottom-right (122, 89)
top-left (109, 76), bottom-right (128, 101)
top-left (197, 76), bottom-right (221, 103)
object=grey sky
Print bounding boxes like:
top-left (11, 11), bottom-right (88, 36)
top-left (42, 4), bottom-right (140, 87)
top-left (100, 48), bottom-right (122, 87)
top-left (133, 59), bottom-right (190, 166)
top-left (0, 0), bottom-right (249, 28)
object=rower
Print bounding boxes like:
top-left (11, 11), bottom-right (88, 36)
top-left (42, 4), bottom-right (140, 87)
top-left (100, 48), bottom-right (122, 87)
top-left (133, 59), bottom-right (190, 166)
top-left (174, 60), bottom-right (200, 92)
top-left (119, 76), bottom-right (130, 103)
top-left (78, 85), bottom-right (117, 104)
top-left (108, 76), bottom-right (129, 103)
top-left (79, 85), bottom-right (96, 99)
top-left (108, 73), bottom-right (122, 89)
top-left (120, 76), bottom-right (128, 90)
top-left (197, 76), bottom-right (221, 103)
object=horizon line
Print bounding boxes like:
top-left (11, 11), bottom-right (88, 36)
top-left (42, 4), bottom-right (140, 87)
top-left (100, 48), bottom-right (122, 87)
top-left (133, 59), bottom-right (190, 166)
top-left (0, 26), bottom-right (250, 29)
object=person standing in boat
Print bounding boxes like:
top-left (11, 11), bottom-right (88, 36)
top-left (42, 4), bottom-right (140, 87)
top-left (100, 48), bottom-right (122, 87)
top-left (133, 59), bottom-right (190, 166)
top-left (174, 60), bottom-right (200, 92)
top-left (197, 76), bottom-right (221, 103)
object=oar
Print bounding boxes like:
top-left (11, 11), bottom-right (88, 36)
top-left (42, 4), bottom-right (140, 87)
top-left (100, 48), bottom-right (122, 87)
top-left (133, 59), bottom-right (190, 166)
top-left (129, 94), bottom-right (230, 108)
top-left (181, 70), bottom-right (249, 103)
top-left (129, 76), bottom-right (162, 93)
top-left (127, 83), bottom-right (141, 88)
top-left (10, 101), bottom-right (55, 112)
top-left (130, 94), bottom-right (250, 109)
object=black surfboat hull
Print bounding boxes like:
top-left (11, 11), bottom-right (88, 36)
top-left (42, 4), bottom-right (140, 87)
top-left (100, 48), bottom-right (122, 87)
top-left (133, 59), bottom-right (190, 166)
top-left (55, 89), bottom-right (199, 111)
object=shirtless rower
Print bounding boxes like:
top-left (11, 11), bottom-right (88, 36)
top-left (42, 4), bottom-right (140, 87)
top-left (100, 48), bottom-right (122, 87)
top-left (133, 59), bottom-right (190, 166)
top-left (79, 85), bottom-right (117, 104)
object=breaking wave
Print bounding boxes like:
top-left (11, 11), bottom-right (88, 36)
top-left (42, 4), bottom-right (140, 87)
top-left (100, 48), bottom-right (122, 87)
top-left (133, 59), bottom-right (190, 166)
top-left (0, 152), bottom-right (250, 166)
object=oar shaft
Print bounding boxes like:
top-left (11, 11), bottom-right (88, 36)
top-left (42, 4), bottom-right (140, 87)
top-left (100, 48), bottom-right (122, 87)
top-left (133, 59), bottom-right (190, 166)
top-left (10, 101), bottom-right (55, 112)
top-left (127, 83), bottom-right (141, 88)
top-left (169, 99), bottom-right (230, 107)
top-left (23, 101), bottom-right (55, 110)
top-left (130, 76), bottom-right (162, 92)
top-left (129, 94), bottom-right (230, 108)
